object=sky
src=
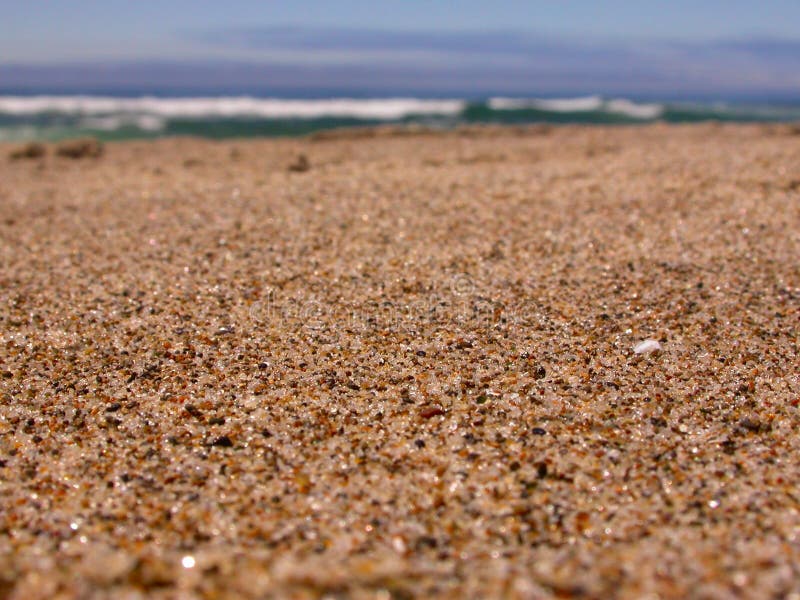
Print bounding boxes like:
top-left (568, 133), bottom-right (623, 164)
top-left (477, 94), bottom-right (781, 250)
top-left (1, 1), bottom-right (799, 97)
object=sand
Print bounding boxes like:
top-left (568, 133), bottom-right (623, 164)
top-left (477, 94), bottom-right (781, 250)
top-left (1, 124), bottom-right (799, 598)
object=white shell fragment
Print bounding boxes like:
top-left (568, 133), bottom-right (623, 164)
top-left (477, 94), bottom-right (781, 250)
top-left (634, 339), bottom-right (662, 354)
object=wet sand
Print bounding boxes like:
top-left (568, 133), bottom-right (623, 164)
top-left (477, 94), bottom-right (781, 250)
top-left (1, 124), bottom-right (800, 598)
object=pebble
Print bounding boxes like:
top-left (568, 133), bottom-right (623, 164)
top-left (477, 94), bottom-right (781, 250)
top-left (209, 435), bottom-right (234, 448)
top-left (419, 405), bottom-right (445, 419)
top-left (9, 142), bottom-right (46, 161)
top-left (55, 137), bottom-right (104, 159)
top-left (288, 154), bottom-right (311, 172)
top-left (633, 339), bottom-right (662, 354)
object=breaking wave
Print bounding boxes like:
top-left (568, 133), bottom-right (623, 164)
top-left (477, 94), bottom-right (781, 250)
top-left (0, 96), bottom-right (466, 120)
top-left (0, 94), bottom-right (798, 141)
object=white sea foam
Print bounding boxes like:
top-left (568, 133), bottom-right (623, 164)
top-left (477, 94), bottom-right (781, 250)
top-left (0, 126), bottom-right (39, 142)
top-left (0, 96), bottom-right (466, 120)
top-left (489, 96), bottom-right (603, 112)
top-left (605, 98), bottom-right (664, 120)
top-left (489, 95), bottom-right (664, 119)
top-left (79, 114), bottom-right (166, 131)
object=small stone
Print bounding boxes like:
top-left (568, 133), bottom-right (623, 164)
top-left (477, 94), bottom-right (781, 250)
top-left (9, 142), bottom-right (46, 161)
top-left (574, 511), bottom-right (591, 534)
top-left (531, 427), bottom-right (547, 436)
top-left (128, 555), bottom-right (174, 588)
top-left (736, 417), bottom-right (769, 434)
top-left (56, 137), bottom-right (103, 159)
top-left (633, 339), bottom-right (661, 354)
top-left (295, 472), bottom-right (311, 493)
top-left (184, 405), bottom-right (203, 419)
top-left (420, 405), bottom-right (445, 419)
top-left (288, 154), bottom-right (310, 172)
top-left (209, 435), bottom-right (233, 448)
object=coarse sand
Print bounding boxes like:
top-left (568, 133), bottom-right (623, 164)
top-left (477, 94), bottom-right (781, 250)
top-left (1, 124), bottom-right (800, 598)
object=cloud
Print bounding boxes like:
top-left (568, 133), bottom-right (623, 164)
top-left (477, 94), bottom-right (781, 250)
top-left (187, 26), bottom-right (649, 69)
top-left (180, 26), bottom-right (800, 93)
top-left (714, 37), bottom-right (800, 56)
top-left (189, 25), bottom-right (800, 63)
top-left (1, 27), bottom-right (798, 97)
top-left (190, 26), bottom-right (622, 59)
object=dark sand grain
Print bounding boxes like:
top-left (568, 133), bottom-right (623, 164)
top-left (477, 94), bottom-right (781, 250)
top-left (1, 125), bottom-right (799, 598)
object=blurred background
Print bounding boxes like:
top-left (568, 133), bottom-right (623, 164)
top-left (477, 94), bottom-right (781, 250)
top-left (1, 0), bottom-right (799, 140)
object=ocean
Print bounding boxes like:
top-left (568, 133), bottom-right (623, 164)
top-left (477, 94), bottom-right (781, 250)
top-left (2, 93), bottom-right (800, 141)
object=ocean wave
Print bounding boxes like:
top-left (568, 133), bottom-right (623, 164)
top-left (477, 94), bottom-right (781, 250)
top-left (605, 98), bottom-right (664, 120)
top-left (488, 96), bottom-right (664, 119)
top-left (1, 95), bottom-right (798, 141)
top-left (79, 114), bottom-right (166, 131)
top-left (0, 96), bottom-right (466, 120)
top-left (488, 96), bottom-right (604, 112)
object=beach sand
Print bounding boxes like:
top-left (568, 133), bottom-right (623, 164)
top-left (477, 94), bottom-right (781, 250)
top-left (1, 124), bottom-right (799, 598)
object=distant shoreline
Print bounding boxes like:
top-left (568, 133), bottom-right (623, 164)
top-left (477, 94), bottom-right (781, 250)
top-left (3, 121), bottom-right (800, 149)
top-left (2, 94), bottom-right (800, 142)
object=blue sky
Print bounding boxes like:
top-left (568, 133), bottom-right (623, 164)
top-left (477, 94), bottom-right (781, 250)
top-left (1, 1), bottom-right (799, 96)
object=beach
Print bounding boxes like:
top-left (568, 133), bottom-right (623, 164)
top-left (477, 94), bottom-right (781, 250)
top-left (1, 124), bottom-right (799, 598)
